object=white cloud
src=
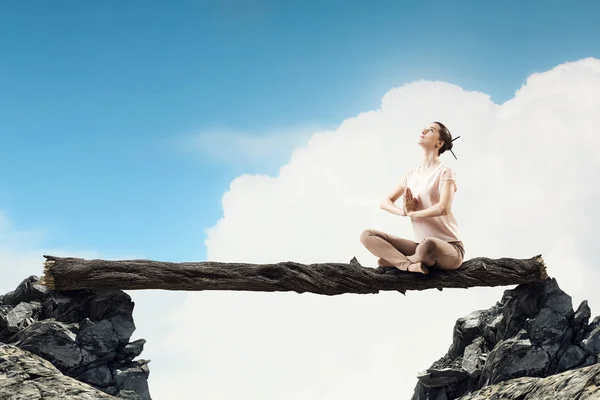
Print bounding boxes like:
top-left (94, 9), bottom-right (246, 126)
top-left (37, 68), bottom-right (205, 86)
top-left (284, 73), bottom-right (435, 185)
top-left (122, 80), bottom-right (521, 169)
top-left (149, 57), bottom-right (600, 399)
top-left (171, 122), bottom-right (327, 171)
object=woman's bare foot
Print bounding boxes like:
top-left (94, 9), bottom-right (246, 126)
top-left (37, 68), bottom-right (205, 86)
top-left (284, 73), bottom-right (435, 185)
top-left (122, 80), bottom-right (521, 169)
top-left (392, 256), bottom-right (429, 275)
top-left (377, 258), bottom-right (394, 267)
top-left (387, 255), bottom-right (428, 274)
top-left (404, 255), bottom-right (430, 274)
top-left (408, 262), bottom-right (429, 274)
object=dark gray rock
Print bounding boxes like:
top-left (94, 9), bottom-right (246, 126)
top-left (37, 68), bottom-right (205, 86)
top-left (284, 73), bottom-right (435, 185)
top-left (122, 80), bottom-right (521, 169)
top-left (0, 276), bottom-right (151, 399)
top-left (1, 275), bottom-right (51, 306)
top-left (543, 289), bottom-right (574, 319)
top-left (525, 307), bottom-right (569, 346)
top-left (417, 367), bottom-right (469, 388)
top-left (0, 342), bottom-right (116, 399)
top-left (9, 320), bottom-right (83, 371)
top-left (581, 326), bottom-right (600, 355)
top-left (556, 345), bottom-right (588, 373)
top-left (117, 339), bottom-right (146, 362)
top-left (1, 301), bottom-right (42, 334)
top-left (77, 365), bottom-right (114, 388)
top-left (480, 338), bottom-right (550, 386)
top-left (582, 355), bottom-right (597, 367)
top-left (42, 289), bottom-right (134, 324)
top-left (447, 310), bottom-right (483, 358)
top-left (118, 390), bottom-right (143, 399)
top-left (113, 362), bottom-right (151, 400)
top-left (573, 300), bottom-right (591, 326)
top-left (110, 314), bottom-right (136, 345)
top-left (78, 318), bottom-right (119, 360)
top-left (462, 337), bottom-right (486, 378)
top-left (481, 313), bottom-right (502, 347)
top-left (413, 278), bottom-right (598, 400)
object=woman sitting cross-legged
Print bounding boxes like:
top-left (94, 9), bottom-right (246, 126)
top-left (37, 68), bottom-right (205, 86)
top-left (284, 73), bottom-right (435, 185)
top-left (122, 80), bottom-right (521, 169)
top-left (359, 121), bottom-right (465, 275)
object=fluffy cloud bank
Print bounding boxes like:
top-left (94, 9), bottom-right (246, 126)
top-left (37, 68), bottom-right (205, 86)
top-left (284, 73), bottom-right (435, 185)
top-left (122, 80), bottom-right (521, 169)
top-left (156, 58), bottom-right (600, 399)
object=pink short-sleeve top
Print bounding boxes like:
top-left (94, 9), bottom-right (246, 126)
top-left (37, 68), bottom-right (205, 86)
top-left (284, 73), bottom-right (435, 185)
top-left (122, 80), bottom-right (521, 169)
top-left (402, 163), bottom-right (461, 243)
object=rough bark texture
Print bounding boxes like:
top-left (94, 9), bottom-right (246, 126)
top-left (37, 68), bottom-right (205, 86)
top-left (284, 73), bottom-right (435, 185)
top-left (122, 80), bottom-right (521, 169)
top-left (40, 254), bottom-right (547, 294)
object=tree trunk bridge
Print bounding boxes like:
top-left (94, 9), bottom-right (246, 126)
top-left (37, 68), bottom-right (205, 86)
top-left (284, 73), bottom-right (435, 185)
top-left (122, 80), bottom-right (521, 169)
top-left (40, 254), bottom-right (548, 295)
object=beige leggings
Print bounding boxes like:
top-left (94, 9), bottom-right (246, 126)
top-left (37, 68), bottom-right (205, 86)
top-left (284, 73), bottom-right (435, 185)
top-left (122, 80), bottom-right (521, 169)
top-left (359, 229), bottom-right (465, 270)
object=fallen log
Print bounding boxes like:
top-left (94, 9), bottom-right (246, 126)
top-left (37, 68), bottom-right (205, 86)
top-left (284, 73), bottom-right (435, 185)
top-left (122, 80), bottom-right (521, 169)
top-left (39, 254), bottom-right (548, 295)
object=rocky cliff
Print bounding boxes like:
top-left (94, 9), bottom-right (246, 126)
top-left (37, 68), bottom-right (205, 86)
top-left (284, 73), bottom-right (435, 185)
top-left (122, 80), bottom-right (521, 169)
top-left (413, 277), bottom-right (600, 399)
top-left (3, 274), bottom-right (599, 400)
top-left (0, 276), bottom-right (150, 399)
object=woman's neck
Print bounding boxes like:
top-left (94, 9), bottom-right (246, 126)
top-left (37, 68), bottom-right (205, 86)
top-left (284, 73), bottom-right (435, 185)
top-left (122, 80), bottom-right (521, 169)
top-left (421, 158), bottom-right (441, 170)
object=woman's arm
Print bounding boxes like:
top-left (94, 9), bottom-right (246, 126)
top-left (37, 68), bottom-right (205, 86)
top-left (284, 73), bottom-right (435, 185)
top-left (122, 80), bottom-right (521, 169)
top-left (380, 181), bottom-right (407, 216)
top-left (381, 198), bottom-right (406, 216)
top-left (407, 180), bottom-right (455, 218)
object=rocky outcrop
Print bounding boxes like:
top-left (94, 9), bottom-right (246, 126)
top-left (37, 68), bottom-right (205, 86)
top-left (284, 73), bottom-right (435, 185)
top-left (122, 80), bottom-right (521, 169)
top-left (0, 342), bottom-right (117, 399)
top-left (412, 277), bottom-right (600, 399)
top-left (0, 276), bottom-right (150, 399)
top-left (458, 363), bottom-right (600, 400)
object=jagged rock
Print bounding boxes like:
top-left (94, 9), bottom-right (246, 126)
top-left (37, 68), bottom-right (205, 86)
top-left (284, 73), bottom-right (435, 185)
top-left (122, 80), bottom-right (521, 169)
top-left (78, 318), bottom-right (119, 360)
top-left (9, 320), bottom-right (83, 371)
top-left (113, 363), bottom-right (151, 400)
top-left (447, 310), bottom-right (483, 359)
top-left (557, 345), bottom-right (588, 373)
top-left (525, 307), bottom-right (569, 346)
top-left (1, 275), bottom-right (51, 306)
top-left (543, 288), bottom-right (574, 319)
top-left (581, 326), bottom-right (600, 355)
top-left (573, 300), bottom-right (591, 326)
top-left (110, 314), bottom-right (136, 345)
top-left (117, 339), bottom-right (146, 362)
top-left (480, 337), bottom-right (550, 386)
top-left (42, 289), bottom-right (134, 324)
top-left (77, 365), bottom-right (114, 388)
top-left (481, 312), bottom-right (502, 347)
top-left (582, 355), bottom-right (598, 367)
top-left (458, 363), bottom-right (600, 399)
top-left (0, 276), bottom-right (151, 399)
top-left (1, 301), bottom-right (41, 334)
top-left (417, 367), bottom-right (469, 388)
top-left (413, 277), bottom-right (600, 399)
top-left (118, 390), bottom-right (143, 399)
top-left (0, 342), bottom-right (116, 399)
top-left (461, 337), bottom-right (486, 378)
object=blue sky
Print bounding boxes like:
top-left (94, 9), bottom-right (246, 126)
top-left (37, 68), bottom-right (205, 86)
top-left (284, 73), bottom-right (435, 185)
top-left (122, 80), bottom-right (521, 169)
top-left (1, 1), bottom-right (599, 263)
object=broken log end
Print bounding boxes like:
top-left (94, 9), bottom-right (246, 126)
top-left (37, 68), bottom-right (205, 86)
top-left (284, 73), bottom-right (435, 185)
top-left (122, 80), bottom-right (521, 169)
top-left (39, 255), bottom-right (56, 289)
top-left (535, 254), bottom-right (548, 280)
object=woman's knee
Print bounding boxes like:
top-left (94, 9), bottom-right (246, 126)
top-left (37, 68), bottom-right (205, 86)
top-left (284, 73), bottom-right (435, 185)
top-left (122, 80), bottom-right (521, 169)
top-left (360, 229), bottom-right (377, 243)
top-left (419, 238), bottom-right (438, 253)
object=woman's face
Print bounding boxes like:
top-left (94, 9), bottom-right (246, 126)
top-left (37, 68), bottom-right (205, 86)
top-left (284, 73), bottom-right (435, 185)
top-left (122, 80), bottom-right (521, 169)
top-left (418, 123), bottom-right (443, 150)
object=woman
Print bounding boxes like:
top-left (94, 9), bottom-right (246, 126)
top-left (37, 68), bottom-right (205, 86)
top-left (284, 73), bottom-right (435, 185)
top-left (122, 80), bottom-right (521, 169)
top-left (359, 122), bottom-right (464, 274)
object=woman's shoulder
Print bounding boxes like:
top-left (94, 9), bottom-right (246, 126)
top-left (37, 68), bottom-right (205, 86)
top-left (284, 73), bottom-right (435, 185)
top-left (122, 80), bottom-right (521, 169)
top-left (438, 164), bottom-right (456, 174)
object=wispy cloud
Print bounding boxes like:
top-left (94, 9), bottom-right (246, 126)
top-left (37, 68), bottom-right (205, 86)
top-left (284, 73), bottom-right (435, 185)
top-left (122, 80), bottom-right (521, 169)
top-left (171, 122), bottom-right (330, 170)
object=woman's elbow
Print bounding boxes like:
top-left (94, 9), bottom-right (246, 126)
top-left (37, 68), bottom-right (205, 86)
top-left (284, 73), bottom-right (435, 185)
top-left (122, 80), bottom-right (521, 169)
top-left (439, 205), bottom-right (450, 215)
top-left (380, 199), bottom-right (391, 208)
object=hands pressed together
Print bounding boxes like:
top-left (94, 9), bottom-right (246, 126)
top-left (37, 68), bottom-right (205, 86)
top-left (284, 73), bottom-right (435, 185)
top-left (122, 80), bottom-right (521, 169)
top-left (403, 188), bottom-right (419, 217)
